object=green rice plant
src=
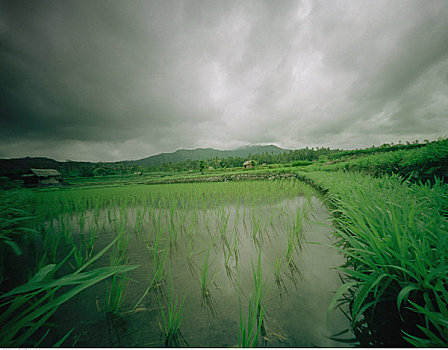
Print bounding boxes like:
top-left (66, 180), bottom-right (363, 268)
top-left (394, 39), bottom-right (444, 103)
top-left (71, 245), bottom-right (85, 270)
top-left (199, 247), bottom-right (216, 312)
top-left (291, 199), bottom-right (308, 245)
top-left (232, 227), bottom-right (240, 267)
top-left (238, 294), bottom-right (265, 347)
top-left (250, 209), bottom-right (263, 249)
top-left (217, 208), bottom-right (231, 253)
top-left (70, 228), bottom-right (96, 270)
top-left (251, 250), bottom-right (266, 316)
top-left (78, 211), bottom-right (85, 234)
top-left (0, 237), bottom-right (138, 347)
top-left (274, 250), bottom-right (286, 293)
top-left (43, 229), bottom-right (62, 263)
top-left (284, 230), bottom-right (296, 264)
top-left (133, 230), bottom-right (169, 311)
top-left (238, 252), bottom-right (267, 347)
top-left (0, 191), bottom-right (36, 262)
top-left (106, 273), bottom-right (130, 314)
top-left (158, 276), bottom-right (188, 347)
top-left (199, 248), bottom-right (213, 297)
top-left (234, 199), bottom-right (240, 228)
top-left (106, 232), bottom-right (131, 313)
top-left (185, 240), bottom-right (199, 279)
top-left (134, 207), bottom-right (145, 237)
top-left (153, 242), bottom-right (169, 286)
top-left (223, 245), bottom-right (237, 286)
top-left (300, 171), bottom-right (448, 346)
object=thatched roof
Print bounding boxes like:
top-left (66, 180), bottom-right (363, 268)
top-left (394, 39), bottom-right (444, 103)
top-left (30, 168), bottom-right (62, 177)
top-left (243, 160), bottom-right (253, 166)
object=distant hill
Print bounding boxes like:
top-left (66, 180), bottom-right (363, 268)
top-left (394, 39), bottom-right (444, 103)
top-left (120, 144), bottom-right (289, 167)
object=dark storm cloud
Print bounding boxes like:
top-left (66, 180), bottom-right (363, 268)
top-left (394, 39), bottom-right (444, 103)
top-left (0, 0), bottom-right (447, 161)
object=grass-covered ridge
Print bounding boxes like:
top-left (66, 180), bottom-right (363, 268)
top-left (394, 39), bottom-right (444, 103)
top-left (312, 138), bottom-right (448, 183)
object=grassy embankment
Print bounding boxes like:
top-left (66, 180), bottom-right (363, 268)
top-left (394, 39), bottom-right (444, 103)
top-left (293, 139), bottom-right (448, 346)
top-left (297, 171), bottom-right (448, 346)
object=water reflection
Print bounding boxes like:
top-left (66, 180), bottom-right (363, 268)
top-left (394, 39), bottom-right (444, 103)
top-left (51, 187), bottom-right (351, 347)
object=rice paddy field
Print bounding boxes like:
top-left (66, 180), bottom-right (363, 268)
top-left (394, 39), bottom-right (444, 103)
top-left (0, 180), bottom-right (351, 347)
top-left (1, 163), bottom-right (448, 347)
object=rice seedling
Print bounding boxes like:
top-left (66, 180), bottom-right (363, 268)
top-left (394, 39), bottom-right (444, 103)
top-left (238, 252), bottom-right (267, 347)
top-left (232, 227), bottom-right (240, 267)
top-left (0, 237), bottom-right (138, 347)
top-left (199, 247), bottom-right (216, 312)
top-left (132, 220), bottom-right (170, 311)
top-left (134, 207), bottom-right (145, 238)
top-left (273, 250), bottom-right (286, 294)
top-left (251, 250), bottom-right (267, 317)
top-left (71, 245), bottom-right (85, 270)
top-left (250, 209), bottom-right (263, 249)
top-left (43, 229), bottom-right (62, 263)
top-left (157, 276), bottom-right (188, 347)
top-left (223, 245), bottom-right (237, 286)
top-left (199, 248), bottom-right (212, 297)
top-left (106, 232), bottom-right (131, 313)
top-left (238, 294), bottom-right (265, 348)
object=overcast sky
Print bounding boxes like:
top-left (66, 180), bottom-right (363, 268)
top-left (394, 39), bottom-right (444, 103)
top-left (1, 0), bottom-right (447, 161)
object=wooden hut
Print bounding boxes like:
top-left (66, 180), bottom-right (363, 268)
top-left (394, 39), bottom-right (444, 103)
top-left (22, 168), bottom-right (63, 186)
top-left (243, 160), bottom-right (255, 169)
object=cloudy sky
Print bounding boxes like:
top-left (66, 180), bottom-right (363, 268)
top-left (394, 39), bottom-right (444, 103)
top-left (1, 0), bottom-right (447, 161)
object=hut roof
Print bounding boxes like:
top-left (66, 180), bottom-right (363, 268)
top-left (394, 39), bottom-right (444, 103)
top-left (243, 160), bottom-right (253, 166)
top-left (30, 168), bottom-right (62, 177)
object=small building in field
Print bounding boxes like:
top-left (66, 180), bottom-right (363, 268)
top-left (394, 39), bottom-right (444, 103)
top-left (243, 160), bottom-right (255, 169)
top-left (22, 168), bottom-right (63, 186)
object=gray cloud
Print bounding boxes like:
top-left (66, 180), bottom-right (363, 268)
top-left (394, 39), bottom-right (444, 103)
top-left (1, 0), bottom-right (447, 161)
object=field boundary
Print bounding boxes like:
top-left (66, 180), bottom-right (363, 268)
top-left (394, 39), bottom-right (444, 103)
top-left (143, 171), bottom-right (298, 184)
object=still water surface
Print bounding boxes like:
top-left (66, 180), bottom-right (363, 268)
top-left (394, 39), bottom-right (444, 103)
top-left (52, 184), bottom-right (351, 347)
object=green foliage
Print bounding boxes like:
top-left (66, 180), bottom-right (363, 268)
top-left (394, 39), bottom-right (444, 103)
top-left (318, 138), bottom-right (448, 183)
top-left (0, 191), bottom-right (37, 268)
top-left (0, 237), bottom-right (138, 347)
top-left (327, 140), bottom-right (426, 161)
top-left (299, 171), bottom-right (448, 346)
top-left (291, 160), bottom-right (313, 167)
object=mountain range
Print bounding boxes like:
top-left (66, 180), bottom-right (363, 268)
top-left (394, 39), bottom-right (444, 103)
top-left (121, 144), bottom-right (288, 167)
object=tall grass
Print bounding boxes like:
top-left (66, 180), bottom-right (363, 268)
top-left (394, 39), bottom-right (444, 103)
top-left (314, 138), bottom-right (448, 183)
top-left (299, 171), bottom-right (448, 346)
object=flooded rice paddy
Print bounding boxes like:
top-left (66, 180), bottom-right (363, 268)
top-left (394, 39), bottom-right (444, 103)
top-left (38, 180), bottom-right (351, 347)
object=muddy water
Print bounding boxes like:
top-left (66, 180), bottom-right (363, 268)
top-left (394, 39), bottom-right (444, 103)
top-left (52, 190), bottom-right (351, 347)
